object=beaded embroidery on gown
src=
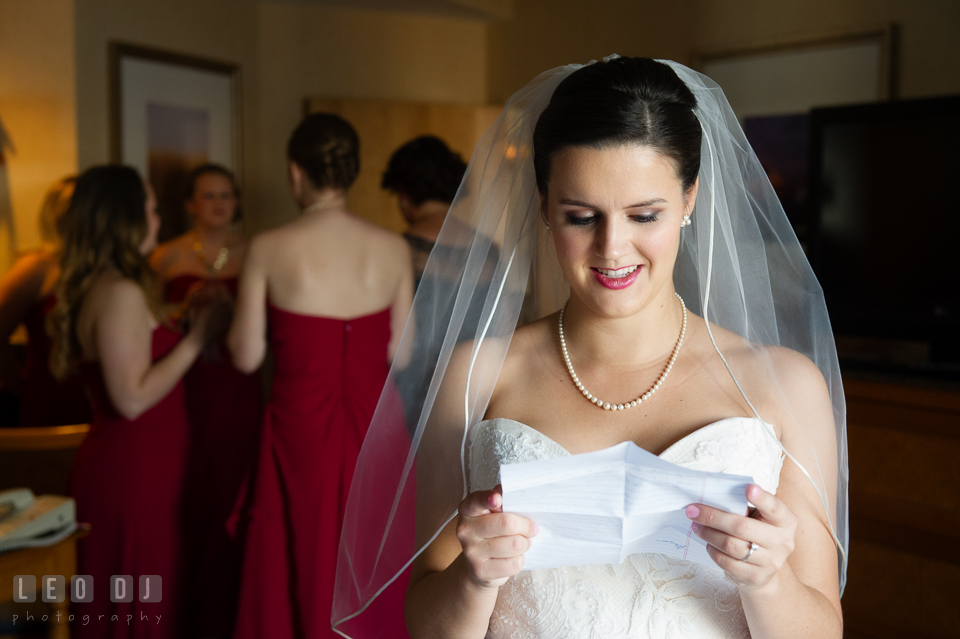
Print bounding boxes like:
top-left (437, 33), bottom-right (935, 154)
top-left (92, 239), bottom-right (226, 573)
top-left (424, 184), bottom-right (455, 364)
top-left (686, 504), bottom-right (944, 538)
top-left (469, 417), bottom-right (784, 639)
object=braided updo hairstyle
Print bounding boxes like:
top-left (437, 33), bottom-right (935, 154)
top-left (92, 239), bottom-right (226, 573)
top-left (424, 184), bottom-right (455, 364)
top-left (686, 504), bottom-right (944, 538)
top-left (533, 57), bottom-right (701, 196)
top-left (287, 113), bottom-right (360, 191)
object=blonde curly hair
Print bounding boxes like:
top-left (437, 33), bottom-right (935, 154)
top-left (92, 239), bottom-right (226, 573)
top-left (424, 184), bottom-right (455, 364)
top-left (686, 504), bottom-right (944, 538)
top-left (48, 165), bottom-right (161, 379)
top-left (38, 176), bottom-right (76, 248)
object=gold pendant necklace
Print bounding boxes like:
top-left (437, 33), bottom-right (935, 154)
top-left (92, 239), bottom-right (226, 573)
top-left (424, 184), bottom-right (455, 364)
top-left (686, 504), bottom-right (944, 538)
top-left (193, 236), bottom-right (229, 275)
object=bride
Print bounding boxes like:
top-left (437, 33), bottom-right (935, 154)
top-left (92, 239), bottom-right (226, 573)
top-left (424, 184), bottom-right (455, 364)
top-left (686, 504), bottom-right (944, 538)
top-left (333, 57), bottom-right (847, 639)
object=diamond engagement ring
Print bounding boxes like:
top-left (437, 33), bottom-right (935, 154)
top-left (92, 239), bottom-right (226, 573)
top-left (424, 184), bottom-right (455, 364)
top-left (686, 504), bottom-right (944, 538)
top-left (741, 541), bottom-right (759, 562)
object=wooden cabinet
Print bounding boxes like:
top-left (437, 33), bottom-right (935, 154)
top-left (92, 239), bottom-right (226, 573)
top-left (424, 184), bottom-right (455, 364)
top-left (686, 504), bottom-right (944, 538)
top-left (840, 377), bottom-right (960, 639)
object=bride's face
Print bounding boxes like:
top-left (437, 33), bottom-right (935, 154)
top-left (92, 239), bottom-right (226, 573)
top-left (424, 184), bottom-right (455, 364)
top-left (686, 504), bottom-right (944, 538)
top-left (543, 144), bottom-right (695, 319)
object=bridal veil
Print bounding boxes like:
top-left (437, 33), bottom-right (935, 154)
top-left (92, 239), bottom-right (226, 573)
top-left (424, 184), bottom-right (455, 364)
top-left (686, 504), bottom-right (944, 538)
top-left (332, 57), bottom-right (848, 638)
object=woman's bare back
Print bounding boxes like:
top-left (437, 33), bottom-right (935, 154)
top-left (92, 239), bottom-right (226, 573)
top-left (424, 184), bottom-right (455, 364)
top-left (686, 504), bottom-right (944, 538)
top-left (258, 208), bottom-right (411, 319)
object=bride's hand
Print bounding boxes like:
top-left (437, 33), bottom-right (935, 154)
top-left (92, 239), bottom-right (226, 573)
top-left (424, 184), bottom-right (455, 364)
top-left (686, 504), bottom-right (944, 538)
top-left (456, 485), bottom-right (538, 590)
top-left (685, 484), bottom-right (798, 593)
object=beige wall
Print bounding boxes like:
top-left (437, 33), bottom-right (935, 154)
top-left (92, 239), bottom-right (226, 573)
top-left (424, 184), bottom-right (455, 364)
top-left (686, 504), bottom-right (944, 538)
top-left (0, 0), bottom-right (489, 265)
top-left (0, 0), bottom-right (77, 268)
top-left (253, 2), bottom-right (488, 230)
top-left (488, 0), bottom-right (960, 103)
top-left (73, 0), bottom-right (261, 231)
top-left (66, 0), bottom-right (489, 233)
top-left (2, 0), bottom-right (956, 263)
top-left (71, 0), bottom-right (487, 234)
top-left (692, 0), bottom-right (960, 100)
top-left (486, 0), bottom-right (695, 102)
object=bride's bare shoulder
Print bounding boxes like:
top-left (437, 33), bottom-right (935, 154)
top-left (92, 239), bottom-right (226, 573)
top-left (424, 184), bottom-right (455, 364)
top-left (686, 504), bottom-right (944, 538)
top-left (437, 313), bottom-right (556, 400)
top-left (691, 315), bottom-right (833, 434)
top-left (506, 312), bottom-right (556, 352)
top-left (494, 314), bottom-right (559, 388)
top-left (691, 315), bottom-right (823, 379)
top-left (444, 313), bottom-right (556, 374)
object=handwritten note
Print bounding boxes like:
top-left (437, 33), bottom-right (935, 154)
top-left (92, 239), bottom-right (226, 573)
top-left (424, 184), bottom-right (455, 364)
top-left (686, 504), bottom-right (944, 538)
top-left (500, 441), bottom-right (753, 571)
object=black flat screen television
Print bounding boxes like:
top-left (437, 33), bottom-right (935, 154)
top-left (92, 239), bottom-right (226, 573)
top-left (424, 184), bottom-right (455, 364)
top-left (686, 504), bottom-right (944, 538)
top-left (807, 95), bottom-right (960, 375)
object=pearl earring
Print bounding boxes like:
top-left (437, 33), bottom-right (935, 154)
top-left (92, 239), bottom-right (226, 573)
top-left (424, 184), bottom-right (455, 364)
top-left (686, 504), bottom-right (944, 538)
top-left (681, 215), bottom-right (691, 227)
top-left (545, 220), bottom-right (551, 229)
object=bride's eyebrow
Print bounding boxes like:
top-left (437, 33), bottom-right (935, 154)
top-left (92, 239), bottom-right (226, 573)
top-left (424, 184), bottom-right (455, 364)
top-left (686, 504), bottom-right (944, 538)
top-left (626, 198), bottom-right (667, 208)
top-left (559, 198), bottom-right (667, 208)
top-left (558, 199), bottom-right (596, 208)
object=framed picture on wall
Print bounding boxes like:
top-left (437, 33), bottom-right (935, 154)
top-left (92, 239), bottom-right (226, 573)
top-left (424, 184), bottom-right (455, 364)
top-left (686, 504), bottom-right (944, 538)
top-left (695, 26), bottom-right (897, 240)
top-left (110, 43), bottom-right (241, 242)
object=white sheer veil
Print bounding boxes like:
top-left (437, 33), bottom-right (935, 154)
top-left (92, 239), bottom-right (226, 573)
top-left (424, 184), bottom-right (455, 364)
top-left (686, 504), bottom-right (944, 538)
top-left (332, 57), bottom-right (848, 638)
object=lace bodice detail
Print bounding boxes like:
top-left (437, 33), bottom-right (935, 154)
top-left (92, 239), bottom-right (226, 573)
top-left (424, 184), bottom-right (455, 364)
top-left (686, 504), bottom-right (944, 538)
top-left (468, 417), bottom-right (784, 639)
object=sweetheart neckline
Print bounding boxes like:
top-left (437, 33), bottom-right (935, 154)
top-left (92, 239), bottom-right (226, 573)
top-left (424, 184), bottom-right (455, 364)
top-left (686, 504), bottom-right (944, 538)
top-left (473, 416), bottom-right (778, 459)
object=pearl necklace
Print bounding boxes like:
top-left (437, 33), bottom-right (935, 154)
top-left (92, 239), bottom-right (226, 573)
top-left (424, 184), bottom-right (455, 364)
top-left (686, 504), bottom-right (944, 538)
top-left (559, 293), bottom-right (687, 411)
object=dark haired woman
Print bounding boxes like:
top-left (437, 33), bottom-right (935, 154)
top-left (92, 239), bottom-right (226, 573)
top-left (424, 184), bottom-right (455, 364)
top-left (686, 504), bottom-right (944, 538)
top-left (229, 113), bottom-right (414, 639)
top-left (0, 177), bottom-right (91, 426)
top-left (333, 58), bottom-right (847, 638)
top-left (382, 135), bottom-right (468, 287)
top-left (382, 136), bottom-right (500, 433)
top-left (149, 164), bottom-right (262, 638)
top-left (50, 164), bottom-right (228, 638)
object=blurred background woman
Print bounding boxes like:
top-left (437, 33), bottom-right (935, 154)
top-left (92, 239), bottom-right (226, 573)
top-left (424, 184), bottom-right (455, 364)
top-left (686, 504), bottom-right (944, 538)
top-left (381, 136), bottom-right (498, 432)
top-left (381, 135), bottom-right (467, 288)
top-left (150, 163), bottom-right (248, 295)
top-left (149, 164), bottom-right (263, 638)
top-left (228, 113), bottom-right (413, 639)
top-left (0, 177), bottom-right (91, 426)
top-left (50, 164), bottom-right (227, 639)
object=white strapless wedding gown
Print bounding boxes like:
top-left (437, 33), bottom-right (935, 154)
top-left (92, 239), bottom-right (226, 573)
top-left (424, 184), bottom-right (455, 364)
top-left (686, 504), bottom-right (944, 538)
top-left (469, 417), bottom-right (784, 639)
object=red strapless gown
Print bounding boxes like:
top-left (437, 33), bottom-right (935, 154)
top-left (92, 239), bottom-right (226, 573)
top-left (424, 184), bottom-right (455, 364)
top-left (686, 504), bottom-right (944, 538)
top-left (165, 274), bottom-right (263, 639)
top-left (70, 326), bottom-right (189, 639)
top-left (233, 304), bottom-right (401, 639)
top-left (19, 294), bottom-right (92, 426)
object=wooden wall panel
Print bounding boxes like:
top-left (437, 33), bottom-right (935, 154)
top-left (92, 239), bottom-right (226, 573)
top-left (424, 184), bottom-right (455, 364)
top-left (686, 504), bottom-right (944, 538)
top-left (304, 97), bottom-right (501, 233)
top-left (842, 541), bottom-right (960, 639)
top-left (842, 378), bottom-right (960, 638)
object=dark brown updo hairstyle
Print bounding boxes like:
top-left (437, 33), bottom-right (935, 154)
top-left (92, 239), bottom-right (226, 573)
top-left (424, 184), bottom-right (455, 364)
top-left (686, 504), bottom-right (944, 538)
top-left (184, 163), bottom-right (242, 221)
top-left (287, 113), bottom-right (360, 191)
top-left (49, 164), bottom-right (161, 378)
top-left (533, 57), bottom-right (701, 196)
top-left (381, 136), bottom-right (467, 205)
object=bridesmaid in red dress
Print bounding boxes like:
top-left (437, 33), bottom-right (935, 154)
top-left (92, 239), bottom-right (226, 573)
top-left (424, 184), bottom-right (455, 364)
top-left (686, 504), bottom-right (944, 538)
top-left (0, 177), bottom-right (91, 426)
top-left (228, 114), bottom-right (414, 639)
top-left (49, 165), bottom-right (228, 639)
top-left (149, 165), bottom-right (262, 639)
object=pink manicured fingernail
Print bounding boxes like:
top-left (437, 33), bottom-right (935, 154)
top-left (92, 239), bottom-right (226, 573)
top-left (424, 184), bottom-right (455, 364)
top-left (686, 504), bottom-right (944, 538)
top-left (691, 522), bottom-right (700, 532)
top-left (748, 485), bottom-right (761, 500)
top-left (686, 505), bottom-right (700, 519)
top-left (534, 523), bottom-right (539, 535)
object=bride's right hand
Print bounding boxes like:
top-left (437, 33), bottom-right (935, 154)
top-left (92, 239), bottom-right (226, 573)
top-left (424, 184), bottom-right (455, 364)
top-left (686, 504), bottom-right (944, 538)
top-left (456, 485), bottom-right (538, 589)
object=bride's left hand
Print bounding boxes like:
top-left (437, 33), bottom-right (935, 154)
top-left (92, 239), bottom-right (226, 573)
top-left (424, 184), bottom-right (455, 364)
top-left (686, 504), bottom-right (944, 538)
top-left (685, 484), bottom-right (798, 593)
